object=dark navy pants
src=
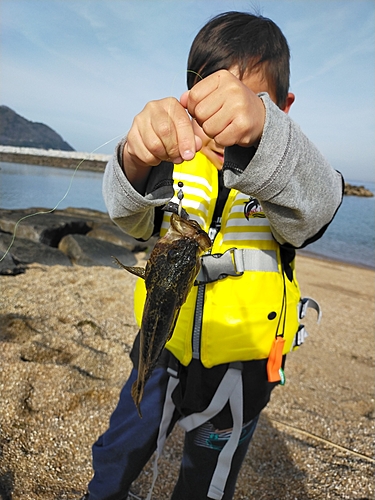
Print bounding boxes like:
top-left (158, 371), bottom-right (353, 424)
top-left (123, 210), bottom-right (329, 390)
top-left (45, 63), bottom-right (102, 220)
top-left (88, 366), bottom-right (258, 500)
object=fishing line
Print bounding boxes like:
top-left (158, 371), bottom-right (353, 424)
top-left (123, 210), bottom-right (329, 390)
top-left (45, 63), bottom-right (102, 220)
top-left (1, 69), bottom-right (204, 264)
top-left (186, 69), bottom-right (204, 83)
top-left (268, 416), bottom-right (375, 463)
top-left (0, 134), bottom-right (123, 263)
top-left (166, 69), bottom-right (203, 156)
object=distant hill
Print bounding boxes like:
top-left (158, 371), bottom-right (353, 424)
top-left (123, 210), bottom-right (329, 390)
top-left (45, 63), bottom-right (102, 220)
top-left (0, 105), bottom-right (75, 151)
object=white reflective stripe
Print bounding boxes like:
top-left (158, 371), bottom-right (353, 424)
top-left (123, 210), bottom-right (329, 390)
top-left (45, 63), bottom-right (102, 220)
top-left (223, 232), bottom-right (274, 241)
top-left (233, 249), bottom-right (278, 273)
top-left (226, 217), bottom-right (270, 227)
top-left (168, 195), bottom-right (209, 213)
top-left (172, 183), bottom-right (211, 203)
top-left (173, 171), bottom-right (213, 192)
top-left (146, 375), bottom-right (179, 500)
top-left (232, 192), bottom-right (250, 200)
top-left (229, 205), bottom-right (249, 213)
top-left (208, 376), bottom-right (243, 500)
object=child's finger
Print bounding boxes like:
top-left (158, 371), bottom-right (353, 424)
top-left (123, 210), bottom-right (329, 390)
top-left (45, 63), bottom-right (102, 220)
top-left (180, 91), bottom-right (189, 109)
top-left (176, 121), bottom-right (196, 161)
top-left (185, 72), bottom-right (221, 118)
top-left (167, 104), bottom-right (197, 161)
top-left (127, 127), bottom-right (164, 166)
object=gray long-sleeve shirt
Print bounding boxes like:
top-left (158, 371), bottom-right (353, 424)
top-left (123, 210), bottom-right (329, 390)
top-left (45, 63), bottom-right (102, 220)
top-left (103, 93), bottom-right (343, 248)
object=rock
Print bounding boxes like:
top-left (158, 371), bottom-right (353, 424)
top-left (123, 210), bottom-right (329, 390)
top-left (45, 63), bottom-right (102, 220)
top-left (0, 207), bottom-right (109, 245)
top-left (0, 233), bottom-right (72, 272)
top-left (344, 183), bottom-right (373, 197)
top-left (0, 207), bottom-right (146, 271)
top-left (58, 234), bottom-right (137, 267)
top-left (87, 224), bottom-right (148, 252)
top-left (0, 246), bottom-right (26, 275)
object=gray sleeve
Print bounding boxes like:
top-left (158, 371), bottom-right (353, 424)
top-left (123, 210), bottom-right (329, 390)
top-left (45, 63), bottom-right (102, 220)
top-left (223, 93), bottom-right (344, 248)
top-left (102, 138), bottom-right (174, 240)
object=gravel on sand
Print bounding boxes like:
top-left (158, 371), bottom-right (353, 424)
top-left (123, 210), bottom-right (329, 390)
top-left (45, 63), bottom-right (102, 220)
top-left (0, 255), bottom-right (374, 500)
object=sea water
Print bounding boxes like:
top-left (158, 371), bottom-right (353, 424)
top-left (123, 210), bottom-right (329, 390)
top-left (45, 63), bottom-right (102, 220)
top-left (298, 181), bottom-right (375, 269)
top-left (0, 162), bottom-right (374, 269)
top-left (0, 161), bottom-right (107, 212)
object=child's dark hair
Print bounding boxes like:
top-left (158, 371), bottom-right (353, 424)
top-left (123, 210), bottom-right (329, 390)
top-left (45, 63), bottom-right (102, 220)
top-left (187, 11), bottom-right (290, 109)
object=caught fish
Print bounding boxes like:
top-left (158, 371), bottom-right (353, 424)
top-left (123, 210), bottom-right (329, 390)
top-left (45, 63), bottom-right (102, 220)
top-left (114, 210), bottom-right (211, 417)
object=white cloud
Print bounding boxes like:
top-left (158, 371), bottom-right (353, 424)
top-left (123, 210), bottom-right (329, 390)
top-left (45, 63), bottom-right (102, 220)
top-left (1, 0), bottom-right (374, 180)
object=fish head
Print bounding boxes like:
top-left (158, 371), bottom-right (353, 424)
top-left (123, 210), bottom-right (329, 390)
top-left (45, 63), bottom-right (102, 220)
top-left (169, 213), bottom-right (211, 252)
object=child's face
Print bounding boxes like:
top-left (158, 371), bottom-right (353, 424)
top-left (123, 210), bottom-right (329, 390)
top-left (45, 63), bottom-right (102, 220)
top-left (192, 67), bottom-right (293, 170)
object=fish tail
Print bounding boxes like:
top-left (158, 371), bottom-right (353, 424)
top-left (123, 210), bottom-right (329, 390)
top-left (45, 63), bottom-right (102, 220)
top-left (131, 379), bottom-right (144, 418)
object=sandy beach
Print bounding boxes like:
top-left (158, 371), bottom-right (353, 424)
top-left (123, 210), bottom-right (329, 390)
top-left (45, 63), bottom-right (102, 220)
top-left (0, 254), bottom-right (374, 500)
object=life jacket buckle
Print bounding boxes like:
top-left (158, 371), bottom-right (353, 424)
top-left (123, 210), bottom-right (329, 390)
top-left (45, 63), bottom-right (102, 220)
top-left (291, 297), bottom-right (322, 351)
top-left (195, 248), bottom-right (243, 284)
top-left (298, 297), bottom-right (322, 323)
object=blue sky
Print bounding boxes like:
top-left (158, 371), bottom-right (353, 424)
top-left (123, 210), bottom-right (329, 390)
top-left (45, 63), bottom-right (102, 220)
top-left (1, 0), bottom-right (374, 182)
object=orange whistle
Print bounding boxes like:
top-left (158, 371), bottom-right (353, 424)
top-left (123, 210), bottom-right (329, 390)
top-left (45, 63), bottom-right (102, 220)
top-left (267, 336), bottom-right (285, 383)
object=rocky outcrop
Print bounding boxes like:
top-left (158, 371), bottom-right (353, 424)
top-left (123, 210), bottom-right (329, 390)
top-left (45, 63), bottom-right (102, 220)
top-left (344, 183), bottom-right (373, 197)
top-left (0, 207), bottom-right (155, 275)
top-left (0, 105), bottom-right (74, 151)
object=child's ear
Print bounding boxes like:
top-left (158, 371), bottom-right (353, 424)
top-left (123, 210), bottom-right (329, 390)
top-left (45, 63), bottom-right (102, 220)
top-left (282, 92), bottom-right (295, 114)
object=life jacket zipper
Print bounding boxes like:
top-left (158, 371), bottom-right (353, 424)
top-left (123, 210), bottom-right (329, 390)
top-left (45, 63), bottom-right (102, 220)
top-left (192, 283), bottom-right (206, 359)
top-left (192, 170), bottom-right (229, 360)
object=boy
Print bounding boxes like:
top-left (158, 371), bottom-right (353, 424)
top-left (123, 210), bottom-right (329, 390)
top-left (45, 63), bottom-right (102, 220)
top-left (83, 11), bottom-right (343, 500)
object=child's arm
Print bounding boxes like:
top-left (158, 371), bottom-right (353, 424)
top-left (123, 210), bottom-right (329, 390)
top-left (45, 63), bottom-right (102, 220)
top-left (182, 70), bottom-right (343, 248)
top-left (102, 138), bottom-right (174, 240)
top-left (222, 94), bottom-right (344, 248)
top-left (104, 70), bottom-right (342, 246)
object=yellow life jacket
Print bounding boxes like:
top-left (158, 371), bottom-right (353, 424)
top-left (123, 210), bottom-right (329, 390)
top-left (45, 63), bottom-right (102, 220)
top-left (133, 152), bottom-right (302, 368)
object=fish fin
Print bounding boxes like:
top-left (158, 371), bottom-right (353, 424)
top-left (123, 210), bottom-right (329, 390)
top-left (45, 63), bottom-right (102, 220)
top-left (113, 257), bottom-right (146, 279)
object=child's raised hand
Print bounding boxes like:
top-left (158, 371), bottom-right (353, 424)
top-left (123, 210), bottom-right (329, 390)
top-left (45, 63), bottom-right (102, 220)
top-left (122, 97), bottom-right (202, 192)
top-left (180, 70), bottom-right (265, 148)
top-left (124, 97), bottom-right (202, 167)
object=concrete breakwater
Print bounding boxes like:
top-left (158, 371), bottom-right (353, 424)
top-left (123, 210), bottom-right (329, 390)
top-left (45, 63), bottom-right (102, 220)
top-left (0, 145), bottom-right (111, 172)
top-left (1, 146), bottom-right (373, 197)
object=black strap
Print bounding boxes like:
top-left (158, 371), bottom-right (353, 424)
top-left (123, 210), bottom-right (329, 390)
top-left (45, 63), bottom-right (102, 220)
top-left (211, 170), bottom-right (230, 231)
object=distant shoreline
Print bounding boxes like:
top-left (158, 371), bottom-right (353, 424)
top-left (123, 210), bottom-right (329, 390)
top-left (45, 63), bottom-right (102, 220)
top-left (0, 203), bottom-right (372, 271)
top-left (1, 145), bottom-right (373, 196)
top-left (0, 145), bottom-right (110, 172)
top-left (297, 248), bottom-right (375, 271)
